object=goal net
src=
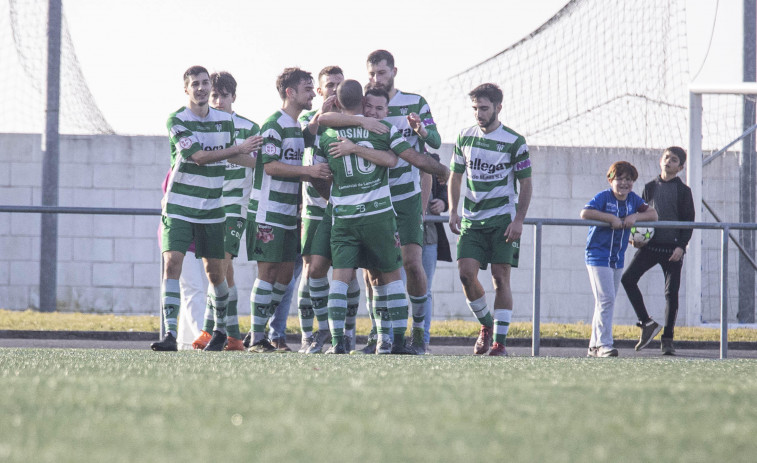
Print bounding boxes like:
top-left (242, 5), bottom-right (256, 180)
top-left (0, 0), bottom-right (113, 134)
top-left (422, 0), bottom-right (754, 324)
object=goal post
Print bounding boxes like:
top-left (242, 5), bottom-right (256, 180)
top-left (688, 82), bottom-right (757, 327)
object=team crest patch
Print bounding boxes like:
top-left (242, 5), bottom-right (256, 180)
top-left (216, 123), bottom-right (223, 132)
top-left (257, 224), bottom-right (274, 243)
top-left (496, 143), bottom-right (505, 152)
top-left (179, 137), bottom-right (192, 149)
top-left (263, 143), bottom-right (276, 155)
top-left (399, 107), bottom-right (409, 116)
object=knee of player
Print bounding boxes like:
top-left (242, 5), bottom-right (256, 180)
top-left (403, 259), bottom-right (424, 277)
top-left (458, 270), bottom-right (477, 288)
top-left (491, 274), bottom-right (510, 291)
top-left (163, 256), bottom-right (183, 278)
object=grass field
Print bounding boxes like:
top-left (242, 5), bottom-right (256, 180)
top-left (3, 309), bottom-right (757, 342)
top-left (1, 349), bottom-right (756, 462)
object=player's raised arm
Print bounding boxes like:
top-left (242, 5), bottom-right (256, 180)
top-left (225, 135), bottom-right (263, 168)
top-left (319, 112), bottom-right (390, 134)
top-left (406, 95), bottom-right (441, 149)
top-left (397, 147), bottom-right (449, 178)
top-left (188, 135), bottom-right (258, 165)
top-left (407, 102), bottom-right (441, 149)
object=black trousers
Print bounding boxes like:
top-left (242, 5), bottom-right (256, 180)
top-left (621, 247), bottom-right (683, 340)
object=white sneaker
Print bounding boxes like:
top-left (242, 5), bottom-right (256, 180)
top-left (596, 346), bottom-right (619, 357)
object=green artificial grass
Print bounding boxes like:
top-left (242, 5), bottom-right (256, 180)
top-left (2, 309), bottom-right (757, 342)
top-left (1, 349), bottom-right (756, 462)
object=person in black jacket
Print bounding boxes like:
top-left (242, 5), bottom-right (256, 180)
top-left (622, 146), bottom-right (695, 355)
top-left (419, 152), bottom-right (453, 352)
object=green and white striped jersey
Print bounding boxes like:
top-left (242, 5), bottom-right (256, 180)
top-left (249, 110), bottom-right (304, 230)
top-left (298, 109), bottom-right (327, 221)
top-left (316, 118), bottom-right (411, 224)
top-left (223, 112), bottom-right (260, 218)
top-left (384, 90), bottom-right (441, 202)
top-left (451, 123), bottom-right (532, 230)
top-left (164, 106), bottom-right (235, 223)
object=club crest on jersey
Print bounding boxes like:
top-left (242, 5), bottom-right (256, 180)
top-left (216, 123), bottom-right (223, 132)
top-left (496, 144), bottom-right (505, 152)
top-left (399, 107), bottom-right (409, 116)
top-left (263, 143), bottom-right (277, 156)
top-left (179, 137), bottom-right (192, 150)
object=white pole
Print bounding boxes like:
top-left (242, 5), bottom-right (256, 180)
top-left (687, 92), bottom-right (703, 326)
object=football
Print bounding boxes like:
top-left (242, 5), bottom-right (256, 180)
top-left (630, 226), bottom-right (654, 246)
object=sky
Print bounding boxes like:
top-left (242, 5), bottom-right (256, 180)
top-left (60, 0), bottom-right (741, 137)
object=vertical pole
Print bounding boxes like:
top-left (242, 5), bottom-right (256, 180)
top-left (687, 92), bottom-right (703, 327)
top-left (720, 227), bottom-right (730, 359)
top-left (739, 0), bottom-right (756, 322)
top-left (39, 0), bottom-right (61, 312)
top-left (159, 254), bottom-right (165, 339)
top-left (531, 222), bottom-right (542, 357)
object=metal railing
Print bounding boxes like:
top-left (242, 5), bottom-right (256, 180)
top-left (523, 218), bottom-right (757, 359)
top-left (2, 205), bottom-right (756, 358)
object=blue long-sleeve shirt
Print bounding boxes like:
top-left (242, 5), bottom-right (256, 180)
top-left (584, 189), bottom-right (649, 268)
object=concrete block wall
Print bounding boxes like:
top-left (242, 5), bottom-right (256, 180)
top-left (697, 150), bottom-right (750, 323)
top-left (0, 133), bottom-right (744, 325)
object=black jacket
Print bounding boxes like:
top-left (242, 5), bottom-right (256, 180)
top-left (642, 175), bottom-right (695, 249)
top-left (426, 152), bottom-right (452, 262)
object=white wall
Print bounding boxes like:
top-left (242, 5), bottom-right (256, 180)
top-left (0, 134), bottom-right (743, 325)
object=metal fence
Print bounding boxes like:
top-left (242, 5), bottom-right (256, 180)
top-left (1, 205), bottom-right (756, 359)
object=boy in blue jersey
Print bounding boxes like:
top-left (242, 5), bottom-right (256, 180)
top-left (580, 161), bottom-right (657, 357)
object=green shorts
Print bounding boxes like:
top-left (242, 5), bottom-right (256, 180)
top-left (310, 210), bottom-right (333, 260)
top-left (331, 215), bottom-right (402, 273)
top-left (301, 217), bottom-right (323, 256)
top-left (393, 194), bottom-right (424, 247)
top-left (457, 220), bottom-right (520, 270)
top-left (224, 216), bottom-right (246, 257)
top-left (246, 222), bottom-right (299, 263)
top-left (161, 216), bottom-right (225, 259)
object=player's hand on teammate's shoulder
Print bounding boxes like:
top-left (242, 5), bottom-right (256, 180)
top-left (360, 117), bottom-right (389, 134)
top-left (329, 137), bottom-right (356, 159)
top-left (239, 135), bottom-right (263, 154)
